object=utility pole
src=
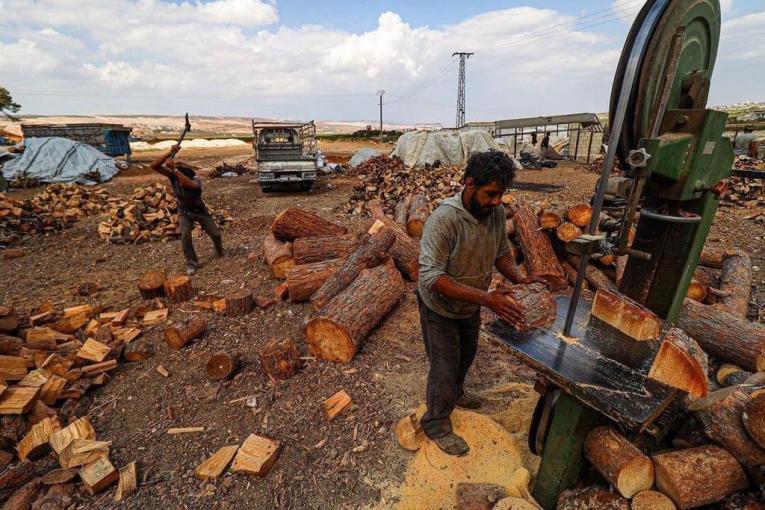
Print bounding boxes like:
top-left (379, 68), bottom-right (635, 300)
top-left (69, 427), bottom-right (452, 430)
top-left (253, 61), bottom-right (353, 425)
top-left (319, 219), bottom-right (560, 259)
top-left (377, 90), bottom-right (385, 142)
top-left (452, 52), bottom-right (473, 128)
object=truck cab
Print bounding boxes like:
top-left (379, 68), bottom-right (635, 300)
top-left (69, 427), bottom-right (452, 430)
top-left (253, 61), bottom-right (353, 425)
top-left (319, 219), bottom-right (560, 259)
top-left (252, 121), bottom-right (318, 192)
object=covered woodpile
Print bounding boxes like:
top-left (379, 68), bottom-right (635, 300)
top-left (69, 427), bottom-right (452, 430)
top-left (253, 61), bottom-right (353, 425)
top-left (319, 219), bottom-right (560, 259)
top-left (97, 183), bottom-right (229, 244)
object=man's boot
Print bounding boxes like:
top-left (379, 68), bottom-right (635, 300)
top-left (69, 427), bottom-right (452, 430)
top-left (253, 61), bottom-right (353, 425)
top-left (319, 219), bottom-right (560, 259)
top-left (456, 391), bottom-right (482, 410)
top-left (432, 432), bottom-right (470, 456)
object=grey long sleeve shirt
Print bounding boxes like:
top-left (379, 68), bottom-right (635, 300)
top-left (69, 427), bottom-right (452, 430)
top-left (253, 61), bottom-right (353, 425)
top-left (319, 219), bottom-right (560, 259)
top-left (418, 191), bottom-right (510, 319)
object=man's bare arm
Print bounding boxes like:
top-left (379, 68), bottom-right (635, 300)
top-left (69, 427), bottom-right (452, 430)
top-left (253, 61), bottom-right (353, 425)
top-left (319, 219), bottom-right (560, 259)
top-left (173, 171), bottom-right (200, 190)
top-left (495, 253), bottom-right (550, 287)
top-left (149, 145), bottom-right (179, 177)
top-left (431, 274), bottom-right (523, 326)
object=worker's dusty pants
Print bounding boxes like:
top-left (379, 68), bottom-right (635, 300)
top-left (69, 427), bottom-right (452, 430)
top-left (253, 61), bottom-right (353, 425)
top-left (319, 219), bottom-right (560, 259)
top-left (417, 293), bottom-right (480, 439)
top-left (179, 211), bottom-right (223, 266)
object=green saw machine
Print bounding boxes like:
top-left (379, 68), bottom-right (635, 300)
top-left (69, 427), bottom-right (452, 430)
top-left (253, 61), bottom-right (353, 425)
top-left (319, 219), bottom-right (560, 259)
top-left (485, 1), bottom-right (734, 508)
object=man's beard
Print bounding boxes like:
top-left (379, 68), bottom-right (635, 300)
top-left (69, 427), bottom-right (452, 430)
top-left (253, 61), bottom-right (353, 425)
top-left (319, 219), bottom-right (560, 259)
top-left (468, 195), bottom-right (494, 220)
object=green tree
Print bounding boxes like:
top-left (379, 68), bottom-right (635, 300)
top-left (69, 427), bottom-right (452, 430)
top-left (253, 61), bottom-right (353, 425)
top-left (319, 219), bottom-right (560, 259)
top-left (0, 86), bottom-right (20, 120)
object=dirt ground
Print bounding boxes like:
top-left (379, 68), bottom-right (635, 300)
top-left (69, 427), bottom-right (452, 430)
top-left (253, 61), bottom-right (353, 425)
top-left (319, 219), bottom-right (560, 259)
top-left (1, 141), bottom-right (763, 509)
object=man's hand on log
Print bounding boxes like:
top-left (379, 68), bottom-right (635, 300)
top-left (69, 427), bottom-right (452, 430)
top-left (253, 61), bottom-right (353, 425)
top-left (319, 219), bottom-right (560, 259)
top-left (483, 288), bottom-right (525, 328)
top-left (520, 276), bottom-right (551, 288)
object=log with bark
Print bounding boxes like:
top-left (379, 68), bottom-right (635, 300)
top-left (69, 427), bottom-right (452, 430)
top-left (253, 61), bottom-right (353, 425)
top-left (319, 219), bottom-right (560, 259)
top-left (678, 299), bottom-right (765, 372)
top-left (406, 194), bottom-right (430, 238)
top-left (699, 247), bottom-right (725, 269)
top-left (539, 211), bottom-right (562, 230)
top-left (714, 249), bottom-right (752, 317)
top-left (743, 391), bottom-right (765, 450)
top-left (164, 316), bottom-right (207, 350)
top-left (304, 260), bottom-right (405, 362)
top-left (164, 275), bottom-right (193, 303)
top-left (556, 486), bottom-right (629, 510)
top-left (262, 233), bottom-right (295, 279)
top-left (561, 262), bottom-right (588, 290)
top-left (225, 290), bottom-right (254, 316)
top-left (497, 284), bottom-right (556, 331)
top-left (630, 490), bottom-right (676, 510)
top-left (285, 259), bottom-right (343, 303)
top-left (652, 445), bottom-right (748, 509)
top-left (259, 336), bottom-right (302, 381)
top-left (686, 266), bottom-right (714, 303)
top-left (292, 234), bottom-right (358, 265)
top-left (556, 222), bottom-right (583, 243)
top-left (568, 255), bottom-right (618, 292)
top-left (716, 364), bottom-right (752, 387)
top-left (271, 207), bottom-right (348, 241)
top-left (310, 227), bottom-right (395, 310)
top-left (394, 196), bottom-right (411, 226)
top-left (368, 218), bottom-right (419, 281)
top-left (583, 426), bottom-right (654, 498)
top-left (513, 205), bottom-right (566, 290)
top-left (206, 352), bottom-right (238, 381)
top-left (567, 204), bottom-right (593, 228)
top-left (648, 327), bottom-right (709, 397)
top-left (591, 288), bottom-right (661, 341)
top-left (137, 270), bottom-right (166, 299)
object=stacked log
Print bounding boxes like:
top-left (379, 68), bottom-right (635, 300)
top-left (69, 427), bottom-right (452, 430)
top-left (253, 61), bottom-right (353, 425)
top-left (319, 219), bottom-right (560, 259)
top-left (271, 207), bottom-right (348, 241)
top-left (512, 205), bottom-right (566, 290)
top-left (292, 234), bottom-right (358, 265)
top-left (285, 259), bottom-right (343, 303)
top-left (262, 234), bottom-right (295, 279)
top-left (406, 194), bottom-right (430, 238)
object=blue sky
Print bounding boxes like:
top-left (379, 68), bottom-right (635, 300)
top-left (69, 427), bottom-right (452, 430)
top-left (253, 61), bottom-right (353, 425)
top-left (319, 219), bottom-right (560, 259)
top-left (0, 0), bottom-right (762, 125)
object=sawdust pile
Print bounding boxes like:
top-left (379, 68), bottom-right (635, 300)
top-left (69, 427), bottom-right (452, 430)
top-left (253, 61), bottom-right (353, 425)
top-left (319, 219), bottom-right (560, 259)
top-left (346, 155), bottom-right (463, 216)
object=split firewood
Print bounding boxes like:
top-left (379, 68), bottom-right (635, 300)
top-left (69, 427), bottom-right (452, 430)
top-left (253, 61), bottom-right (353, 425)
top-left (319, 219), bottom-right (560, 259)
top-left (49, 416), bottom-right (96, 454)
top-left (513, 205), bottom-right (566, 290)
top-left (62, 304), bottom-right (94, 319)
top-left (285, 259), bottom-right (343, 303)
top-left (24, 328), bottom-right (56, 351)
top-left (305, 260), bottom-right (405, 362)
top-left (230, 433), bottom-right (281, 476)
top-left (539, 211), bottom-right (562, 230)
top-left (225, 290), bottom-right (254, 316)
top-left (193, 295), bottom-right (223, 311)
top-left (206, 352), bottom-right (237, 381)
top-left (274, 282), bottom-right (289, 301)
top-left (77, 339), bottom-right (110, 363)
top-left (591, 289), bottom-right (661, 341)
top-left (568, 255), bottom-right (618, 292)
top-left (114, 461), bottom-right (137, 502)
top-left (394, 412), bottom-right (424, 451)
top-left (321, 390), bottom-right (352, 421)
top-left (17, 416), bottom-right (61, 460)
top-left (743, 391), bottom-right (765, 450)
top-left (271, 207), bottom-right (348, 241)
top-left (713, 249), bottom-right (752, 317)
top-left (652, 445), bottom-right (748, 509)
top-left (138, 269), bottom-right (167, 299)
top-left (678, 299), bottom-right (765, 372)
top-left (39, 375), bottom-right (66, 405)
top-left (292, 234), bottom-right (358, 265)
top-left (567, 204), bottom-right (593, 228)
top-left (0, 336), bottom-right (22, 356)
top-left (80, 360), bottom-right (117, 376)
top-left (164, 316), bottom-right (207, 350)
top-left (255, 296), bottom-right (275, 309)
top-left (310, 227), bottom-right (395, 310)
top-left (630, 490), bottom-right (676, 510)
top-left (0, 459), bottom-right (35, 502)
top-left (496, 284), bottom-right (556, 331)
top-left (50, 314), bottom-right (88, 335)
top-left (0, 387), bottom-right (39, 414)
top-left (123, 338), bottom-right (152, 362)
top-left (556, 486), bottom-right (629, 510)
top-left (368, 218), bottom-right (419, 281)
top-left (648, 328), bottom-right (709, 397)
top-left (406, 194), bottom-right (430, 238)
top-left (262, 233), bottom-right (295, 279)
top-left (688, 386), bottom-right (765, 467)
top-left (394, 196), bottom-right (411, 226)
top-left (2, 477), bottom-right (42, 510)
top-left (0, 308), bottom-right (17, 334)
top-left (59, 439), bottom-right (110, 469)
top-left (583, 426), bottom-right (654, 498)
top-left (78, 456), bottom-right (118, 495)
top-left (156, 365), bottom-right (169, 378)
top-left (195, 445), bottom-right (238, 480)
top-left (716, 364), bottom-right (752, 387)
top-left (455, 482), bottom-right (507, 510)
top-left (0, 355), bottom-right (28, 381)
top-left (259, 337), bottom-right (302, 381)
top-left (164, 275), bottom-right (193, 303)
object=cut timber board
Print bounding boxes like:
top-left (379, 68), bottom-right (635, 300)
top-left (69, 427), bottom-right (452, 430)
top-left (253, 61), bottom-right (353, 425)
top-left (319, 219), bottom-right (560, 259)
top-left (195, 445), bottom-right (238, 480)
top-left (230, 434), bottom-right (281, 476)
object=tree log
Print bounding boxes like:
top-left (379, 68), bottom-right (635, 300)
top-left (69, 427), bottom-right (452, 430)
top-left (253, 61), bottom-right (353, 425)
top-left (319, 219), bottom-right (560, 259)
top-left (259, 337), bottom-right (302, 381)
top-left (310, 228), bottom-right (395, 310)
top-left (2, 477), bottom-right (41, 510)
top-left (138, 270), bottom-right (166, 299)
top-left (123, 339), bottom-right (152, 362)
top-left (292, 234), bottom-right (358, 265)
top-left (686, 266), bottom-right (713, 303)
top-left (539, 211), bottom-right (562, 230)
top-left (0, 308), bottom-right (17, 335)
top-left (716, 364), bottom-right (752, 387)
top-left (556, 222), bottom-right (582, 243)
top-left (394, 196), bottom-right (411, 226)
top-left (500, 283), bottom-right (557, 331)
top-left (305, 260), bottom-right (405, 362)
top-left (406, 194), bottom-right (430, 238)
top-left (164, 275), bottom-right (193, 303)
top-left (743, 391), bottom-right (765, 450)
top-left (688, 385), bottom-right (765, 467)
top-left (569, 255), bottom-right (618, 292)
top-left (285, 259), bottom-right (343, 303)
top-left (583, 426), bottom-right (654, 498)
top-left (271, 207), bottom-right (348, 241)
top-left (262, 233), bottom-right (295, 279)
top-left (652, 445), bottom-right (748, 509)
top-left (567, 204), bottom-right (593, 228)
top-left (206, 352), bottom-right (238, 380)
top-left (513, 205), bottom-right (566, 290)
top-left (225, 290), bottom-right (254, 316)
top-left (648, 327), bottom-right (709, 397)
top-left (368, 218), bottom-right (419, 281)
top-left (556, 486), bottom-right (629, 510)
top-left (678, 299), bottom-right (765, 372)
top-left (713, 249), bottom-right (752, 317)
top-left (0, 336), bottom-right (22, 357)
top-left (630, 490), bottom-right (676, 510)
top-left (164, 316), bottom-right (207, 350)
top-left (699, 247), bottom-right (725, 268)
top-left (561, 262), bottom-right (587, 290)
top-left (0, 460), bottom-right (35, 502)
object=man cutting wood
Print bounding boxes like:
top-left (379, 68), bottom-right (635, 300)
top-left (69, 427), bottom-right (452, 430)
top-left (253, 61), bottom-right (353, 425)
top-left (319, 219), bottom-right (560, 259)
top-left (150, 144), bottom-right (223, 275)
top-left (417, 150), bottom-right (543, 456)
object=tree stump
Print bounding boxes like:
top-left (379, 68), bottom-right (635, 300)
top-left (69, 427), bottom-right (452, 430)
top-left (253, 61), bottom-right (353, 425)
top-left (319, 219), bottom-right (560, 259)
top-left (206, 352), bottom-right (238, 380)
top-left (138, 270), bottom-right (166, 299)
top-left (164, 316), bottom-right (207, 350)
top-left (514, 205), bottom-right (566, 289)
top-left (285, 259), bottom-right (343, 303)
top-left (262, 233), bottom-right (295, 279)
top-left (292, 234), bottom-right (358, 265)
top-left (164, 275), bottom-right (193, 303)
top-left (406, 193), bottom-right (430, 238)
top-left (583, 426), bottom-right (654, 498)
top-left (271, 207), bottom-right (348, 241)
top-left (225, 290), bottom-right (254, 316)
top-left (305, 260), bottom-right (405, 362)
top-left (259, 337), bottom-right (302, 381)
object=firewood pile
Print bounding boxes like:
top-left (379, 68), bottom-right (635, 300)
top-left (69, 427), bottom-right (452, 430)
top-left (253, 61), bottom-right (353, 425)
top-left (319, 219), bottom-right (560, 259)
top-left (97, 183), bottom-right (229, 244)
top-left (734, 155), bottom-right (765, 171)
top-left (0, 297), bottom-right (168, 505)
top-left (576, 155), bottom-right (626, 176)
top-left (345, 155), bottom-right (463, 216)
top-left (1, 184), bottom-right (111, 247)
top-left (721, 176), bottom-right (764, 207)
top-left (209, 161), bottom-right (251, 179)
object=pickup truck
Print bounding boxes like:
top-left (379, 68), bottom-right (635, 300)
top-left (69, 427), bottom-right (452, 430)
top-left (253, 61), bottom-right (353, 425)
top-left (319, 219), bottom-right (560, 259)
top-left (252, 121), bottom-right (318, 192)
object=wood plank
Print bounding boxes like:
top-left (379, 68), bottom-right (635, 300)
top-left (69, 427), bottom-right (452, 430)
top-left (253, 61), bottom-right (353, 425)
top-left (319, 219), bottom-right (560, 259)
top-left (194, 445), bottom-right (238, 480)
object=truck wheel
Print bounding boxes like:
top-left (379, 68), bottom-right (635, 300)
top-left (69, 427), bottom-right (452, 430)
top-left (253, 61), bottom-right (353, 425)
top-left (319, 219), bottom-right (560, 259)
top-left (300, 183), bottom-right (314, 191)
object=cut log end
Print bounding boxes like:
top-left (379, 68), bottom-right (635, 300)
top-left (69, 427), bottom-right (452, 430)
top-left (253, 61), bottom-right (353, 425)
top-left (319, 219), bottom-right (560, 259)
top-left (304, 319), bottom-right (355, 363)
top-left (206, 352), bottom-right (237, 381)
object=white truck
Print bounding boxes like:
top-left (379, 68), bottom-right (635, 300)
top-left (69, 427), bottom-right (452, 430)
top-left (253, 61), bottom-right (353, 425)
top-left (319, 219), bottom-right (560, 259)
top-left (252, 121), bottom-right (318, 192)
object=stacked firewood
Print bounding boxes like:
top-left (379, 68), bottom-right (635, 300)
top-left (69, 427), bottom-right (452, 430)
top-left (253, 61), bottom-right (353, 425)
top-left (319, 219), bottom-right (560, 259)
top-left (734, 155), bottom-right (765, 171)
top-left (98, 183), bottom-right (229, 244)
top-left (721, 176), bottom-right (764, 207)
top-left (0, 298), bottom-right (166, 505)
top-left (0, 184), bottom-right (110, 247)
top-left (345, 155), bottom-right (463, 216)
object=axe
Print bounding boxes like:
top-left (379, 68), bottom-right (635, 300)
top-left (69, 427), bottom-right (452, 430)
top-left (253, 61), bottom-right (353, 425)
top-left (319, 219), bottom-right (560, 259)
top-left (169, 113), bottom-right (191, 160)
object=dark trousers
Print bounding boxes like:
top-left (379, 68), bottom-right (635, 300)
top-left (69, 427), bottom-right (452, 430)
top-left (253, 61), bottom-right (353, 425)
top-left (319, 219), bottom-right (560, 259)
top-left (179, 211), bottom-right (223, 266)
top-left (417, 293), bottom-right (480, 438)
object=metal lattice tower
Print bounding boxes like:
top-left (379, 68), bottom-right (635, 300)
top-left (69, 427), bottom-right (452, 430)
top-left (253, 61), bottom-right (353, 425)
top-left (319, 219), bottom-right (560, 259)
top-left (452, 52), bottom-right (473, 128)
